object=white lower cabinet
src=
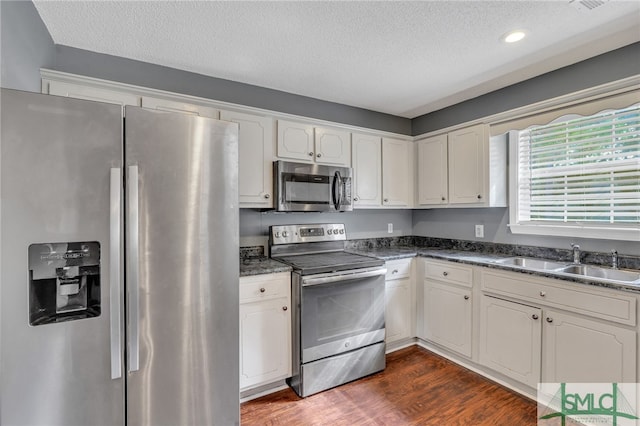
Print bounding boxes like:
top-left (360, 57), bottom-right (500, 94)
top-left (479, 295), bottom-right (542, 388)
top-left (479, 269), bottom-right (637, 387)
top-left (239, 273), bottom-right (291, 391)
top-left (384, 259), bottom-right (413, 344)
top-left (543, 309), bottom-right (636, 383)
top-left (422, 260), bottom-right (472, 357)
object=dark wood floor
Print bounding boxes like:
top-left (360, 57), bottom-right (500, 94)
top-left (241, 346), bottom-right (537, 425)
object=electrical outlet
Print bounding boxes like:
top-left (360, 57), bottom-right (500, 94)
top-left (475, 224), bottom-right (484, 238)
top-left (387, 223), bottom-right (393, 234)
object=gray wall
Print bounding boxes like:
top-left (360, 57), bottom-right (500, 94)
top-left (412, 42), bottom-right (640, 135)
top-left (240, 209), bottom-right (413, 240)
top-left (413, 208), bottom-right (640, 256)
top-left (52, 46), bottom-right (411, 135)
top-left (0, 1), bottom-right (55, 92)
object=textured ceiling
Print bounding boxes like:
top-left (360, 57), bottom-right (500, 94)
top-left (33, 1), bottom-right (640, 118)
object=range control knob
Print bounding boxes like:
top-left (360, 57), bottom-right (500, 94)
top-left (282, 231), bottom-right (289, 238)
top-left (339, 229), bottom-right (345, 234)
top-left (274, 232), bottom-right (281, 238)
top-left (327, 229), bottom-right (333, 235)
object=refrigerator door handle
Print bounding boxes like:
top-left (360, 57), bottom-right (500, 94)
top-left (110, 168), bottom-right (123, 380)
top-left (127, 165), bottom-right (140, 372)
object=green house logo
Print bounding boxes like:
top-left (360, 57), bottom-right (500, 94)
top-left (538, 383), bottom-right (639, 426)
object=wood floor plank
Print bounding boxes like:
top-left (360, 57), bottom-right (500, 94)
top-left (241, 346), bottom-right (537, 425)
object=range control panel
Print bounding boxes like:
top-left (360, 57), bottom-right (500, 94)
top-left (270, 223), bottom-right (346, 245)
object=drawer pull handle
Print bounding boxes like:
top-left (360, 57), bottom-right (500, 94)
top-left (260, 288), bottom-right (266, 293)
top-left (463, 295), bottom-right (470, 300)
top-left (532, 314), bottom-right (539, 320)
top-left (546, 317), bottom-right (553, 323)
top-left (539, 291), bottom-right (546, 297)
top-left (282, 306), bottom-right (288, 311)
top-left (443, 272), bottom-right (449, 276)
top-left (392, 269), bottom-right (399, 274)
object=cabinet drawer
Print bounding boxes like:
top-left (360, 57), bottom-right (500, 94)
top-left (385, 259), bottom-right (412, 280)
top-left (424, 260), bottom-right (473, 288)
top-left (481, 269), bottom-right (636, 326)
top-left (240, 273), bottom-right (290, 303)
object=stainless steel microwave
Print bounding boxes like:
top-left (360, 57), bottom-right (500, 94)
top-left (274, 160), bottom-right (353, 212)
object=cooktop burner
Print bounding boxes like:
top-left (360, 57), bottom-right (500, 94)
top-left (269, 223), bottom-right (384, 275)
top-left (275, 251), bottom-right (383, 275)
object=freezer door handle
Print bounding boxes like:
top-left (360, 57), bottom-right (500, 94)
top-left (109, 168), bottom-right (122, 380)
top-left (127, 165), bottom-right (140, 372)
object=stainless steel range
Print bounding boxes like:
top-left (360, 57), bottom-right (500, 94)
top-left (270, 223), bottom-right (387, 397)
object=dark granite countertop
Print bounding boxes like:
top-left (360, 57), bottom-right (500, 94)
top-left (240, 256), bottom-right (292, 277)
top-left (348, 245), bottom-right (640, 294)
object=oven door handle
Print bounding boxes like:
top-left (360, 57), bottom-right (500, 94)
top-left (302, 268), bottom-right (387, 287)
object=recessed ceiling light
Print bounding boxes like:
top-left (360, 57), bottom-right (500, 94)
top-left (502, 30), bottom-right (527, 43)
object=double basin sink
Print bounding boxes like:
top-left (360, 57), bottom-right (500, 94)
top-left (494, 257), bottom-right (640, 286)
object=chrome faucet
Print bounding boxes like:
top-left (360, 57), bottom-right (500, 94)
top-left (612, 250), bottom-right (618, 269)
top-left (571, 243), bottom-right (581, 264)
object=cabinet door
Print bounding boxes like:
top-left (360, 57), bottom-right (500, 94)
top-left (239, 296), bottom-right (291, 390)
top-left (424, 281), bottom-right (472, 357)
top-left (276, 120), bottom-right (315, 162)
top-left (479, 296), bottom-right (542, 388)
top-left (382, 137), bottom-right (413, 207)
top-left (47, 80), bottom-right (141, 107)
top-left (448, 124), bottom-right (487, 204)
top-left (141, 96), bottom-right (219, 118)
top-left (314, 127), bottom-right (351, 166)
top-left (542, 310), bottom-right (636, 383)
top-left (417, 135), bottom-right (448, 205)
top-left (220, 110), bottom-right (274, 207)
top-left (351, 133), bottom-right (382, 208)
top-left (385, 278), bottom-right (411, 344)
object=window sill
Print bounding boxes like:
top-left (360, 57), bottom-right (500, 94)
top-left (508, 223), bottom-right (640, 242)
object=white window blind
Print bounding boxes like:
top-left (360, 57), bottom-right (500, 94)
top-left (515, 104), bottom-right (639, 235)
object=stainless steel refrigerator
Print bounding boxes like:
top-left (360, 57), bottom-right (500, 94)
top-left (0, 88), bottom-right (240, 425)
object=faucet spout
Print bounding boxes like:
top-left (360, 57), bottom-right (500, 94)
top-left (571, 243), bottom-right (581, 264)
top-left (612, 250), bottom-right (618, 269)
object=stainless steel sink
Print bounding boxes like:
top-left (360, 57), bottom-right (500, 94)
top-left (557, 264), bottom-right (640, 283)
top-left (495, 257), bottom-right (567, 270)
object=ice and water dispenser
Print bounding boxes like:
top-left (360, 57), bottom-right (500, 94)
top-left (28, 242), bottom-right (101, 325)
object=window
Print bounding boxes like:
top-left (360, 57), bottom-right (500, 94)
top-left (510, 104), bottom-right (640, 241)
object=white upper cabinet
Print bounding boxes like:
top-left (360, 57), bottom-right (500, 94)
top-left (277, 120), bottom-right (351, 166)
top-left (382, 137), bottom-right (413, 208)
top-left (417, 124), bottom-right (506, 208)
top-left (351, 133), bottom-right (382, 208)
top-left (417, 135), bottom-right (448, 205)
top-left (46, 80), bottom-right (141, 107)
top-left (314, 127), bottom-right (351, 165)
top-left (141, 96), bottom-right (219, 118)
top-left (220, 110), bottom-right (274, 208)
top-left (448, 124), bottom-right (487, 204)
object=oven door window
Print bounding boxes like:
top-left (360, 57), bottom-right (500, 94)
top-left (300, 274), bottom-right (385, 362)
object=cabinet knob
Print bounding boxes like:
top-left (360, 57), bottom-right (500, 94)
top-left (443, 271), bottom-right (449, 276)
top-left (282, 306), bottom-right (288, 311)
top-left (441, 197), bottom-right (446, 201)
top-left (539, 291), bottom-right (546, 297)
top-left (264, 194), bottom-right (270, 199)
top-left (354, 196), bottom-right (359, 201)
top-left (308, 152), bottom-right (314, 157)
top-left (532, 314), bottom-right (539, 320)
top-left (477, 194), bottom-right (482, 199)
top-left (383, 198), bottom-right (389, 203)
top-left (316, 153), bottom-right (322, 158)
top-left (464, 295), bottom-right (470, 300)
top-left (392, 269), bottom-right (398, 274)
top-left (259, 288), bottom-right (266, 293)
top-left (546, 317), bottom-right (553, 323)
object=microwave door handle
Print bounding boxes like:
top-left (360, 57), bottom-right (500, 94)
top-left (332, 171), bottom-right (342, 210)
